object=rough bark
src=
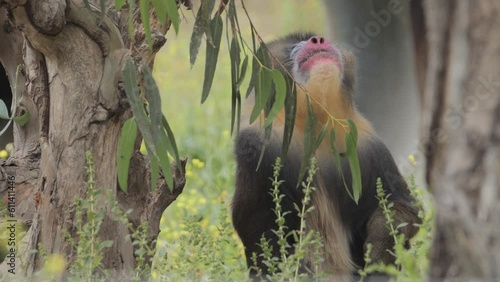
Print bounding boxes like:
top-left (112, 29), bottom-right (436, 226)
top-left (0, 0), bottom-right (188, 277)
top-left (413, 0), bottom-right (500, 280)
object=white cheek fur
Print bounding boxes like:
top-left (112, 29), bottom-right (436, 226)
top-left (292, 65), bottom-right (309, 86)
top-left (290, 41), bottom-right (308, 85)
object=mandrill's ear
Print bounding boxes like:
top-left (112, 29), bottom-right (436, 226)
top-left (340, 49), bottom-right (356, 96)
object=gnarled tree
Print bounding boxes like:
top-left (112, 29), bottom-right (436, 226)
top-left (0, 0), bottom-right (188, 278)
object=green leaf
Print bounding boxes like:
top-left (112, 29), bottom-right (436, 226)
top-left (0, 99), bottom-right (9, 119)
top-left (122, 60), bottom-right (180, 191)
top-left (166, 0), bottom-right (180, 34)
top-left (245, 30), bottom-right (261, 98)
top-left (249, 47), bottom-right (272, 123)
top-left (152, 0), bottom-right (167, 23)
top-left (345, 121), bottom-right (362, 204)
top-left (201, 15), bottom-right (223, 104)
top-left (230, 37), bottom-right (241, 134)
top-left (251, 26), bottom-right (257, 52)
top-left (139, 0), bottom-right (152, 50)
top-left (162, 116), bottom-right (183, 174)
top-left (249, 68), bottom-right (272, 123)
top-left (123, 60), bottom-right (155, 155)
top-left (156, 132), bottom-right (174, 192)
top-left (329, 128), bottom-right (342, 172)
top-left (115, 0), bottom-right (126, 10)
top-left (297, 98), bottom-right (316, 186)
top-left (127, 0), bottom-right (135, 41)
top-left (190, 0), bottom-right (216, 67)
top-left (346, 119), bottom-right (358, 145)
top-left (142, 66), bottom-right (163, 143)
top-left (190, 9), bottom-right (206, 67)
top-left (315, 123), bottom-right (329, 150)
top-left (256, 124), bottom-right (272, 171)
top-left (117, 118), bottom-right (138, 193)
top-left (230, 37), bottom-right (241, 72)
top-left (263, 70), bottom-right (286, 128)
top-left (13, 110), bottom-right (30, 126)
top-left (280, 77), bottom-right (296, 160)
top-left (149, 148), bottom-right (159, 191)
top-left (228, 0), bottom-right (245, 52)
top-left (238, 55), bottom-right (249, 87)
top-left (245, 55), bottom-right (259, 98)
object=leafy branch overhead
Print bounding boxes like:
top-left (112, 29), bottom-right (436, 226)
top-left (115, 0), bottom-right (362, 203)
top-left (187, 0), bottom-right (362, 202)
top-left (112, 0), bottom-right (188, 193)
top-left (119, 61), bottom-right (182, 193)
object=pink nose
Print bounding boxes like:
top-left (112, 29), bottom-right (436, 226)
top-left (308, 36), bottom-right (327, 45)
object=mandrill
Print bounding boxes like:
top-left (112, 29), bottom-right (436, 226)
top-left (232, 33), bottom-right (420, 279)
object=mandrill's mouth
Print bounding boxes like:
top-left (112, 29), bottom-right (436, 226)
top-left (298, 49), bottom-right (335, 66)
top-left (297, 49), bottom-right (343, 76)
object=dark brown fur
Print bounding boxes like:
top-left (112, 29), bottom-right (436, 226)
top-left (232, 33), bottom-right (420, 279)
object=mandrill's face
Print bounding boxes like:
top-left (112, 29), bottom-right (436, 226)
top-left (290, 36), bottom-right (343, 85)
top-left (267, 33), bottom-right (345, 89)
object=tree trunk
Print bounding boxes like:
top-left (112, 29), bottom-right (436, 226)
top-left (0, 0), bottom-right (187, 278)
top-left (412, 0), bottom-right (500, 279)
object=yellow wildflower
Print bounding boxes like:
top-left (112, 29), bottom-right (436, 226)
top-left (0, 150), bottom-right (8, 159)
top-left (45, 254), bottom-right (66, 276)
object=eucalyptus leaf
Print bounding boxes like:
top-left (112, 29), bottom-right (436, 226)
top-left (249, 68), bottom-right (272, 123)
top-left (162, 116), bottom-right (183, 174)
top-left (263, 70), bottom-right (286, 128)
top-left (345, 121), bottom-right (362, 204)
top-left (156, 134), bottom-right (174, 192)
top-left (297, 98), bottom-right (316, 186)
top-left (149, 147), bottom-right (159, 191)
top-left (315, 123), bottom-right (329, 150)
top-left (142, 67), bottom-right (162, 143)
top-left (346, 119), bottom-right (358, 145)
top-left (166, 0), bottom-right (180, 34)
top-left (201, 15), bottom-right (223, 104)
top-left (245, 55), bottom-right (259, 98)
top-left (152, 0), bottom-right (168, 23)
top-left (280, 77), bottom-right (296, 160)
top-left (256, 124), bottom-right (272, 171)
top-left (190, 1), bottom-right (209, 67)
top-left (123, 60), bottom-right (155, 155)
top-left (117, 118), bottom-right (138, 192)
top-left (13, 110), bottom-right (30, 126)
top-left (329, 128), bottom-right (342, 171)
top-left (127, 1), bottom-right (135, 41)
top-left (230, 37), bottom-right (240, 134)
top-left (139, 0), bottom-right (152, 49)
top-left (238, 56), bottom-right (249, 87)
